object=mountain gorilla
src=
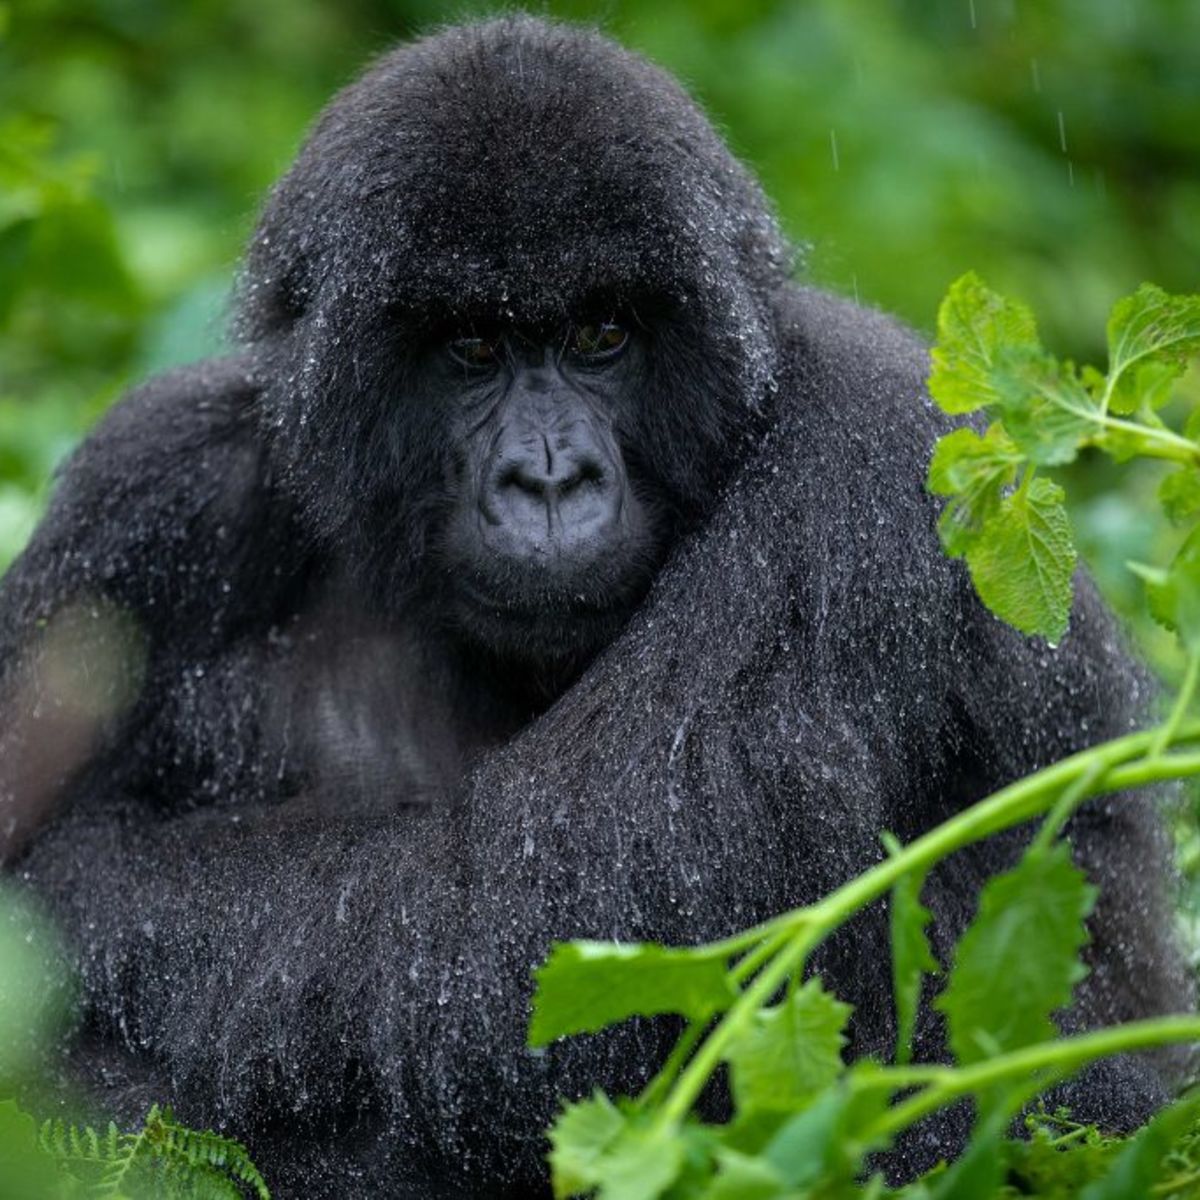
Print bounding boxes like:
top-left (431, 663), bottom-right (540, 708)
top-left (0, 15), bottom-right (1192, 1198)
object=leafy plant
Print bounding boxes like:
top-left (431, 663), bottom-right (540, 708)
top-left (0, 1099), bottom-right (269, 1200)
top-left (927, 274), bottom-right (1200, 646)
top-left (529, 280), bottom-right (1200, 1199)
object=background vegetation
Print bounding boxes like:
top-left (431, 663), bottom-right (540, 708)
top-left (3, 0), bottom-right (1199, 659)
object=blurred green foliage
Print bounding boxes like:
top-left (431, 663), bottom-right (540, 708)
top-left (1, 0), bottom-right (1198, 613)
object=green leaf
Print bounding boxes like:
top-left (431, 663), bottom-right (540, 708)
top-left (699, 1150), bottom-right (791, 1200)
top-left (529, 941), bottom-right (734, 1047)
top-left (1159, 467), bottom-right (1200, 526)
top-left (1105, 284), bottom-right (1200, 415)
top-left (964, 476), bottom-right (1077, 644)
top-left (1185, 406), bottom-right (1200, 444)
top-left (547, 1093), bottom-right (685, 1200)
top-left (548, 1093), bottom-right (626, 1198)
top-left (1079, 1093), bottom-right (1200, 1200)
top-left (883, 833), bottom-right (939, 1068)
top-left (929, 272), bottom-right (1041, 415)
top-left (927, 425), bottom-right (1021, 557)
top-left (762, 1072), bottom-right (890, 1189)
top-left (991, 349), bottom-right (1099, 467)
top-left (1130, 525), bottom-right (1200, 648)
top-left (724, 979), bottom-right (851, 1115)
top-left (936, 842), bottom-right (1096, 1066)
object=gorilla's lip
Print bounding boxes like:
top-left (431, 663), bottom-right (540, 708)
top-left (455, 577), bottom-right (627, 621)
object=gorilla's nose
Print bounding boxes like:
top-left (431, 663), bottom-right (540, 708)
top-left (485, 435), bottom-right (618, 556)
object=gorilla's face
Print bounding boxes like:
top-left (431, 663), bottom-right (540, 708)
top-left (423, 312), bottom-right (663, 666)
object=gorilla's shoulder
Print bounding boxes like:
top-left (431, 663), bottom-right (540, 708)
top-left (763, 284), bottom-right (946, 493)
top-left (70, 354), bottom-right (264, 496)
top-left (1, 355), bottom-right (285, 633)
top-left (774, 285), bottom-right (932, 408)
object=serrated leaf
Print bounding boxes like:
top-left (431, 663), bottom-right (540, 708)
top-left (1159, 467), bottom-right (1200, 526)
top-left (936, 842), bottom-right (1096, 1066)
top-left (991, 348), bottom-right (1099, 466)
top-left (964, 477), bottom-right (1076, 643)
top-left (927, 425), bottom-right (1020, 557)
top-left (548, 1093), bottom-right (628, 1199)
top-left (883, 834), bottom-right (939, 1068)
top-left (724, 979), bottom-right (851, 1115)
top-left (1105, 284), bottom-right (1200, 415)
top-left (929, 273), bottom-right (1041, 415)
top-left (594, 1132), bottom-right (684, 1200)
top-left (529, 941), bottom-right (734, 1047)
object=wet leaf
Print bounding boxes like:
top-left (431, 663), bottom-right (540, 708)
top-left (937, 842), bottom-right (1096, 1066)
top-left (548, 1093), bottom-right (685, 1200)
top-left (929, 273), bottom-right (1041, 415)
top-left (991, 349), bottom-right (1099, 466)
top-left (1105, 285), bottom-right (1200, 415)
top-left (964, 477), bottom-right (1076, 644)
top-left (724, 979), bottom-right (851, 1115)
top-left (1159, 467), bottom-right (1200, 526)
top-left (927, 425), bottom-right (1020, 557)
top-left (883, 833), bottom-right (938, 1067)
top-left (530, 941), bottom-right (734, 1046)
top-left (1130, 525), bottom-right (1200, 648)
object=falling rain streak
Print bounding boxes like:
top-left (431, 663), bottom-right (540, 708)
top-left (830, 128), bottom-right (840, 171)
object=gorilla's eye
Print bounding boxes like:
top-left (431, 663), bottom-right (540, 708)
top-left (570, 321), bottom-right (629, 363)
top-left (448, 335), bottom-right (502, 369)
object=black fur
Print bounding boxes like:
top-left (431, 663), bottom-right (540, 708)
top-left (0, 17), bottom-right (1192, 1198)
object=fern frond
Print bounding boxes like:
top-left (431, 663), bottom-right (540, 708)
top-left (32, 1102), bottom-right (270, 1199)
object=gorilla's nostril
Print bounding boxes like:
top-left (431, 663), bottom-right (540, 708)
top-left (500, 463), bottom-right (547, 497)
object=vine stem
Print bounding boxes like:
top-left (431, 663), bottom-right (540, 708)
top-left (864, 1016), bottom-right (1200, 1142)
top-left (654, 926), bottom-right (819, 1128)
top-left (1151, 645), bottom-right (1200, 758)
top-left (650, 721), bottom-right (1200, 1129)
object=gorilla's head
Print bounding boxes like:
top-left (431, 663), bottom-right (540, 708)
top-left (238, 16), bottom-right (792, 668)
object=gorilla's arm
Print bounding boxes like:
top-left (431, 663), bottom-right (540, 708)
top-left (0, 356), bottom-right (298, 854)
top-left (13, 291), bottom-right (1191, 1196)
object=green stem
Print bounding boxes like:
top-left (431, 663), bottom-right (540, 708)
top-left (866, 1016), bottom-right (1200, 1142)
top-left (637, 1019), bottom-right (706, 1110)
top-left (655, 926), bottom-right (818, 1128)
top-left (715, 730), bottom-right (1156, 955)
top-left (1151, 646), bottom-right (1200, 758)
top-left (1030, 762), bottom-right (1105, 856)
top-left (1095, 414), bottom-right (1200, 464)
top-left (730, 926), bottom-right (792, 985)
top-left (649, 722), bottom-right (1200, 1131)
top-left (1100, 751), bottom-right (1200, 791)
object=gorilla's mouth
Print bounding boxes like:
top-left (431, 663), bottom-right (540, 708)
top-left (447, 559), bottom-right (651, 667)
top-left (455, 569), bottom-right (643, 622)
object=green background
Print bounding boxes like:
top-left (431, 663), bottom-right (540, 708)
top-left (1, 0), bottom-right (1198, 647)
